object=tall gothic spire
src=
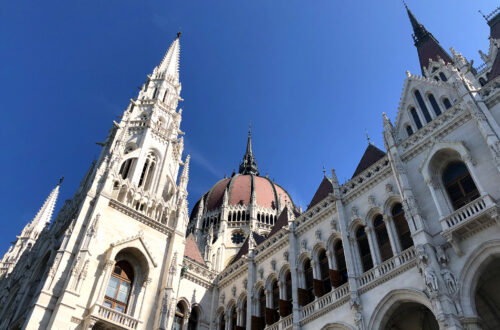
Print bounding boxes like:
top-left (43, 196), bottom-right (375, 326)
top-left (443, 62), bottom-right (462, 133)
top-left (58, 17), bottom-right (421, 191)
top-left (154, 32), bottom-right (181, 81)
top-left (404, 4), bottom-right (452, 75)
top-left (28, 178), bottom-right (62, 234)
top-left (239, 125), bottom-right (259, 175)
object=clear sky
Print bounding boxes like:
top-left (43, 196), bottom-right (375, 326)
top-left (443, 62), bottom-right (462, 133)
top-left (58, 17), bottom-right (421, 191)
top-left (0, 0), bottom-right (497, 255)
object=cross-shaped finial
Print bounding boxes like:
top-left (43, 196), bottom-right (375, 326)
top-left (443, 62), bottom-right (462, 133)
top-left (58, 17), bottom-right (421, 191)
top-left (365, 129), bottom-right (372, 145)
top-left (322, 165), bottom-right (326, 177)
top-left (58, 176), bottom-right (64, 185)
top-left (176, 31), bottom-right (182, 39)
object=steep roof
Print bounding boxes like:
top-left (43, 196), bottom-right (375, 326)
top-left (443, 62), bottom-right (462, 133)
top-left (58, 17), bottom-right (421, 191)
top-left (230, 231), bottom-right (266, 265)
top-left (307, 176), bottom-right (334, 210)
top-left (184, 233), bottom-right (205, 265)
top-left (352, 144), bottom-right (386, 178)
top-left (268, 207), bottom-right (289, 238)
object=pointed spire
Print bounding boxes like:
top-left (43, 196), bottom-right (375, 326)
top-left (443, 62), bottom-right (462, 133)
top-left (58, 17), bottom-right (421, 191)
top-left (155, 32), bottom-right (181, 81)
top-left (179, 155), bottom-right (190, 190)
top-left (404, 4), bottom-right (452, 75)
top-left (239, 124), bottom-right (259, 175)
top-left (29, 178), bottom-right (62, 234)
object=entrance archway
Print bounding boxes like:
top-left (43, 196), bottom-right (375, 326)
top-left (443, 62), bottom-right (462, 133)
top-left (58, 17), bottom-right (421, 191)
top-left (474, 257), bottom-right (500, 329)
top-left (381, 302), bottom-right (438, 330)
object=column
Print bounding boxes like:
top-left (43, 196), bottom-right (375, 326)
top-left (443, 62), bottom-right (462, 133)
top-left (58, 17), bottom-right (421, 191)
top-left (384, 215), bottom-right (401, 255)
top-left (365, 226), bottom-right (381, 267)
top-left (96, 259), bottom-right (115, 303)
top-left (288, 222), bottom-right (300, 330)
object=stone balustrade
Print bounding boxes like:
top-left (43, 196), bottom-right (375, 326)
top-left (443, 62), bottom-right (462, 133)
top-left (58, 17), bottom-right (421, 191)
top-left (299, 283), bottom-right (350, 324)
top-left (89, 303), bottom-right (140, 329)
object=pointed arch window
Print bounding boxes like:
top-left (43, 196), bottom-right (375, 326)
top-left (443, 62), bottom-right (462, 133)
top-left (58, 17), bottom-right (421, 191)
top-left (267, 279), bottom-right (280, 325)
top-left (152, 87), bottom-right (159, 99)
top-left (443, 98), bottom-right (452, 109)
top-left (303, 259), bottom-right (314, 304)
top-left (442, 162), bottom-right (480, 210)
top-left (187, 307), bottom-right (199, 330)
top-left (428, 93), bottom-right (442, 116)
top-left (410, 107), bottom-right (423, 130)
top-left (439, 72), bottom-right (448, 82)
top-left (119, 158), bottom-right (136, 179)
top-left (138, 153), bottom-right (157, 191)
top-left (392, 203), bottom-right (414, 250)
top-left (241, 299), bottom-right (247, 328)
top-left (334, 241), bottom-right (348, 286)
top-left (318, 249), bottom-right (332, 294)
top-left (231, 306), bottom-right (237, 330)
top-left (104, 261), bottom-right (134, 313)
top-left (405, 124), bottom-right (414, 137)
top-left (283, 271), bottom-right (292, 316)
top-left (258, 288), bottom-right (266, 330)
top-left (414, 90), bottom-right (432, 123)
top-left (219, 311), bottom-right (226, 330)
top-left (356, 226), bottom-right (373, 272)
top-left (374, 215), bottom-right (393, 262)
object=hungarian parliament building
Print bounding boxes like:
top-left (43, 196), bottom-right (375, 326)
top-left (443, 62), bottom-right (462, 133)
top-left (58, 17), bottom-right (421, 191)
top-left (1, 5), bottom-right (500, 330)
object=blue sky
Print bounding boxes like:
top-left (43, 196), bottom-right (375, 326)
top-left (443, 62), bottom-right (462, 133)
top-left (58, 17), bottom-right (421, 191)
top-left (0, 0), bottom-right (497, 255)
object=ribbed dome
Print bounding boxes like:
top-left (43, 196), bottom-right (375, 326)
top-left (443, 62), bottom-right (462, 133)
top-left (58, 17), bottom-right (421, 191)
top-left (190, 174), bottom-right (295, 221)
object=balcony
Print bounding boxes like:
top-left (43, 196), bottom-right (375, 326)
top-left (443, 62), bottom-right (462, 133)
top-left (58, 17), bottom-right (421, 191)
top-left (299, 283), bottom-right (350, 326)
top-left (88, 303), bottom-right (140, 330)
top-left (357, 247), bottom-right (417, 293)
top-left (266, 314), bottom-right (293, 330)
top-left (441, 194), bottom-right (499, 255)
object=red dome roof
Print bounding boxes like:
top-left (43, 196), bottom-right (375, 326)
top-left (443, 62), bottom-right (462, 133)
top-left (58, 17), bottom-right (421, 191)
top-left (190, 174), bottom-right (295, 220)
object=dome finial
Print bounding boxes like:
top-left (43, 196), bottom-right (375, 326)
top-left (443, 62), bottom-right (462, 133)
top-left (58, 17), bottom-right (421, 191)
top-left (239, 123), bottom-right (259, 175)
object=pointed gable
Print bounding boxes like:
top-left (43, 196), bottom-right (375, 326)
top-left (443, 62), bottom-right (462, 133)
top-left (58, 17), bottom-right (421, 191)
top-left (268, 207), bottom-right (289, 237)
top-left (352, 144), bottom-right (386, 178)
top-left (307, 176), bottom-right (333, 210)
top-left (184, 233), bottom-right (205, 265)
top-left (230, 232), bottom-right (266, 265)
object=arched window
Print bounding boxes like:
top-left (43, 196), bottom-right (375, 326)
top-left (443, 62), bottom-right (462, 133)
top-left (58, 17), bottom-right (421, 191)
top-left (374, 215), bottom-right (393, 262)
top-left (172, 303), bottom-right (185, 330)
top-left (241, 299), bottom-right (247, 328)
top-left (439, 72), bottom-right (448, 82)
top-left (428, 94), bottom-right (442, 116)
top-left (258, 288), bottom-right (266, 330)
top-left (231, 306), bottom-right (237, 330)
top-left (163, 89), bottom-right (169, 102)
top-left (410, 107), bottom-right (423, 130)
top-left (119, 158), bottom-right (136, 179)
top-left (303, 259), bottom-right (315, 304)
top-left (284, 271), bottom-right (292, 316)
top-left (219, 312), bottom-right (226, 330)
top-left (152, 87), bottom-right (159, 99)
top-left (356, 226), bottom-right (373, 272)
top-left (442, 162), bottom-right (480, 210)
top-left (443, 98), bottom-right (452, 109)
top-left (334, 241), bottom-right (348, 286)
top-left (269, 279), bottom-right (280, 325)
top-left (104, 261), bottom-right (134, 313)
top-left (405, 124), bottom-right (414, 137)
top-left (479, 77), bottom-right (487, 86)
top-left (318, 249), bottom-right (332, 294)
top-left (187, 308), bottom-right (198, 330)
top-left (414, 90), bottom-right (432, 123)
top-left (138, 153), bottom-right (157, 191)
top-left (392, 203), bottom-right (414, 250)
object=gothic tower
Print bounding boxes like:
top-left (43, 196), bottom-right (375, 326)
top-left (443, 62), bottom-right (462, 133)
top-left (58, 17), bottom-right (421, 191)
top-left (0, 34), bottom-right (191, 330)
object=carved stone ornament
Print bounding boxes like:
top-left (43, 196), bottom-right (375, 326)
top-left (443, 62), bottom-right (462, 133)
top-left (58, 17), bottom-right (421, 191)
top-left (423, 267), bottom-right (439, 293)
top-left (220, 293), bottom-right (225, 305)
top-left (271, 259), bottom-right (276, 271)
top-left (283, 251), bottom-right (289, 262)
top-left (259, 268), bottom-right (264, 280)
top-left (315, 230), bottom-right (322, 241)
top-left (441, 268), bottom-right (457, 294)
top-left (232, 286), bottom-right (237, 297)
top-left (330, 219), bottom-right (338, 231)
top-left (385, 183), bottom-right (393, 193)
top-left (368, 195), bottom-right (376, 207)
top-left (351, 206), bottom-right (359, 218)
top-left (301, 239), bottom-right (307, 251)
top-left (435, 245), bottom-right (448, 266)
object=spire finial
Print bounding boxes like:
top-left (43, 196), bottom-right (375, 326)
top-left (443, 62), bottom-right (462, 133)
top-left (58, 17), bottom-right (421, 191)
top-left (177, 31), bottom-right (182, 39)
top-left (365, 129), bottom-right (372, 145)
top-left (239, 124), bottom-right (259, 176)
top-left (402, 0), bottom-right (408, 10)
top-left (58, 176), bottom-right (64, 186)
top-left (322, 165), bottom-right (327, 177)
top-left (478, 10), bottom-right (488, 22)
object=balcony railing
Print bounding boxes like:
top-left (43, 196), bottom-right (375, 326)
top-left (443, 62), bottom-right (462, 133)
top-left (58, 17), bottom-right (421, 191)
top-left (300, 283), bottom-right (350, 323)
top-left (357, 247), bottom-right (417, 291)
top-left (266, 314), bottom-right (293, 330)
top-left (440, 194), bottom-right (499, 254)
top-left (89, 303), bottom-right (140, 329)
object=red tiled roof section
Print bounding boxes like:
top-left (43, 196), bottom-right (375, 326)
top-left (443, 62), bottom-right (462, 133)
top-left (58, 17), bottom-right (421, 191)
top-left (184, 233), bottom-right (205, 265)
top-left (307, 176), bottom-right (333, 210)
top-left (229, 175), bottom-right (252, 206)
top-left (206, 178), bottom-right (231, 211)
top-left (254, 176), bottom-right (276, 209)
top-left (274, 185), bottom-right (293, 209)
top-left (352, 144), bottom-right (386, 178)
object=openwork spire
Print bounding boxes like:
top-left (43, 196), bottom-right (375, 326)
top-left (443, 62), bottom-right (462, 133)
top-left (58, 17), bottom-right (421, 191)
top-left (239, 125), bottom-right (259, 175)
top-left (154, 32), bottom-right (181, 81)
top-left (29, 178), bottom-right (62, 234)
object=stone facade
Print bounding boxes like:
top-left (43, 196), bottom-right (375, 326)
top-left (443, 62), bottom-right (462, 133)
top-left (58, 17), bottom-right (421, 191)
top-left (2, 6), bottom-right (500, 330)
